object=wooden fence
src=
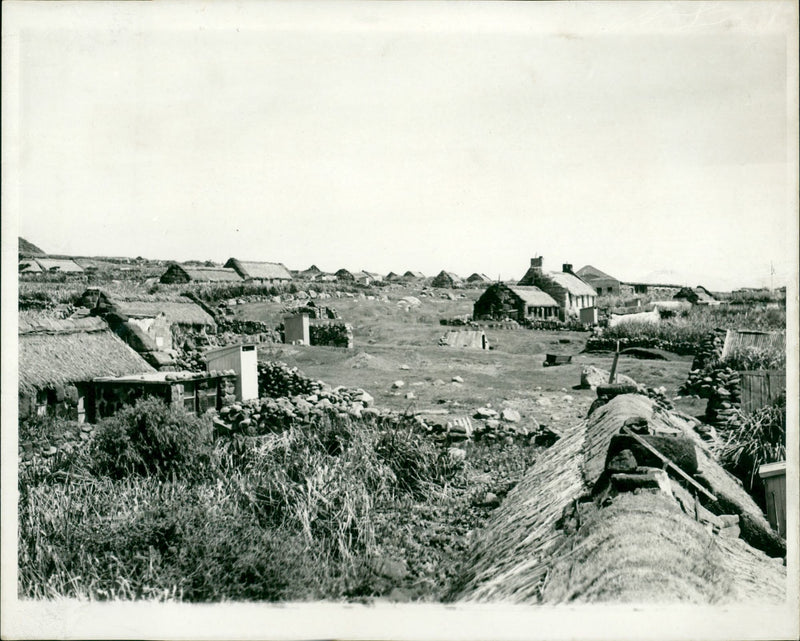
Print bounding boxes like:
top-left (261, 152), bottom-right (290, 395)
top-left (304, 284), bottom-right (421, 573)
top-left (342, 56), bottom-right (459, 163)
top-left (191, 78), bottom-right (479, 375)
top-left (739, 370), bottom-right (786, 414)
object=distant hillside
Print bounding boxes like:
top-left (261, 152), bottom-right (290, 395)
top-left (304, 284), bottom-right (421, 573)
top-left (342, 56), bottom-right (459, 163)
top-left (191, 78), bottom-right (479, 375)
top-left (19, 237), bottom-right (45, 256)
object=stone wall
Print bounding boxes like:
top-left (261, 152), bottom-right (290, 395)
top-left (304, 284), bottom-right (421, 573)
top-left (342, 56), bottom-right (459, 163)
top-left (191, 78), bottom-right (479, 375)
top-left (309, 322), bottom-right (354, 348)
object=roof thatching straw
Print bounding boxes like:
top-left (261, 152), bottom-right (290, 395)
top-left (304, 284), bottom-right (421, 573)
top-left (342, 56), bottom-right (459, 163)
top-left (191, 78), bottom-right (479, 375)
top-left (19, 317), bottom-right (154, 394)
top-left (450, 394), bottom-right (786, 604)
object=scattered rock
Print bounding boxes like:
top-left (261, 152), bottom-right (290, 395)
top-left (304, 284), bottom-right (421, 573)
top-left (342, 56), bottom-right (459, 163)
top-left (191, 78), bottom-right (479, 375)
top-left (452, 376), bottom-right (464, 383)
top-left (500, 408), bottom-right (521, 423)
top-left (399, 364), bottom-right (411, 370)
top-left (480, 492), bottom-right (501, 508)
top-left (404, 392), bottom-right (415, 400)
top-left (536, 397), bottom-right (552, 407)
top-left (391, 380), bottom-right (405, 389)
top-left (475, 407), bottom-right (498, 419)
top-left (447, 447), bottom-right (467, 462)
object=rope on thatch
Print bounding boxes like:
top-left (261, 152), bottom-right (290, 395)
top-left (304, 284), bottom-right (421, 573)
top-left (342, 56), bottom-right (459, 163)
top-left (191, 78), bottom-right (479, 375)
top-left (452, 393), bottom-right (786, 604)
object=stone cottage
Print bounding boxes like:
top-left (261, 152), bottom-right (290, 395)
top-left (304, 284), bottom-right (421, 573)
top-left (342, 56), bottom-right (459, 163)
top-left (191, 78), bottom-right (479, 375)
top-left (473, 283), bottom-right (560, 322)
top-left (518, 258), bottom-right (597, 321)
top-left (431, 270), bottom-right (463, 288)
top-left (18, 317), bottom-right (155, 423)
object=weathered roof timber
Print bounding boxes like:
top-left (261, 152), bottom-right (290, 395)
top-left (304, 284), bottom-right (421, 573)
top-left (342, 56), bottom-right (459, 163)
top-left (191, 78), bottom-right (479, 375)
top-left (451, 394), bottom-right (785, 604)
top-left (19, 317), bottom-right (154, 394)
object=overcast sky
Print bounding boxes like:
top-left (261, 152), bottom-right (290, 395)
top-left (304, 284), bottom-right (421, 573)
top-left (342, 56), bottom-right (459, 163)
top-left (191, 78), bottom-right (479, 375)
top-left (4, 1), bottom-right (797, 290)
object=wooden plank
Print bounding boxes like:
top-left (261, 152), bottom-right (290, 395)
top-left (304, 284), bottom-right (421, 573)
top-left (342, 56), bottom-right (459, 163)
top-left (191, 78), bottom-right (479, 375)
top-left (620, 426), bottom-right (717, 502)
top-left (608, 340), bottom-right (620, 384)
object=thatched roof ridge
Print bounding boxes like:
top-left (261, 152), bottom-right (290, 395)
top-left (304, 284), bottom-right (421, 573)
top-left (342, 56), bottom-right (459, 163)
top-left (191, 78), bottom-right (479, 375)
top-left (452, 394), bottom-right (786, 604)
top-left (19, 321), bottom-right (154, 393)
top-left (506, 285), bottom-right (559, 308)
top-left (19, 316), bottom-right (107, 335)
top-left (547, 271), bottom-right (597, 297)
top-left (115, 300), bottom-right (215, 327)
top-left (224, 258), bottom-right (293, 280)
top-left (181, 265), bottom-right (242, 282)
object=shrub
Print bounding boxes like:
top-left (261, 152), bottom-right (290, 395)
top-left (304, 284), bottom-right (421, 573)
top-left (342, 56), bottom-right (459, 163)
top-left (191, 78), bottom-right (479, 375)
top-left (722, 345), bottom-right (785, 372)
top-left (718, 394), bottom-right (786, 492)
top-left (90, 397), bottom-right (213, 481)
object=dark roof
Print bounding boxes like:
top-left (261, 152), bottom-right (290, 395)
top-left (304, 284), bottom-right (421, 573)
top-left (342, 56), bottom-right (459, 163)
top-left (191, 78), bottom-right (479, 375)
top-left (224, 258), bottom-right (293, 280)
top-left (576, 265), bottom-right (618, 282)
top-left (467, 273), bottom-right (492, 282)
top-left (506, 285), bottom-right (559, 307)
top-left (19, 317), bottom-right (154, 393)
top-left (402, 271), bottom-right (426, 279)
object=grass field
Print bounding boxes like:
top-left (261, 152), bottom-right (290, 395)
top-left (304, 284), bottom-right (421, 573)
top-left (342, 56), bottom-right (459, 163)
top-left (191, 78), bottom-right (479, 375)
top-left (234, 286), bottom-right (701, 428)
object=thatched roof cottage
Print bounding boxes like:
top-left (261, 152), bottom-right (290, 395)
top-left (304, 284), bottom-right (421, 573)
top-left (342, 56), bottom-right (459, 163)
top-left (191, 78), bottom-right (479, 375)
top-left (79, 289), bottom-right (217, 359)
top-left (473, 283), bottom-right (559, 322)
top-left (518, 258), bottom-right (597, 321)
top-left (452, 393), bottom-right (785, 604)
top-left (431, 270), bottom-right (463, 288)
top-left (159, 263), bottom-right (243, 284)
top-left (466, 273), bottom-right (492, 283)
top-left (224, 258), bottom-right (293, 282)
top-left (19, 317), bottom-right (154, 422)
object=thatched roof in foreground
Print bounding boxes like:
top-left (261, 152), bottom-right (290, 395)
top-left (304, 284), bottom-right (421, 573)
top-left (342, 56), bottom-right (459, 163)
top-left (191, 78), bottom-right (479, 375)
top-left (451, 394), bottom-right (785, 604)
top-left (19, 317), bottom-right (154, 393)
top-left (115, 300), bottom-right (215, 327)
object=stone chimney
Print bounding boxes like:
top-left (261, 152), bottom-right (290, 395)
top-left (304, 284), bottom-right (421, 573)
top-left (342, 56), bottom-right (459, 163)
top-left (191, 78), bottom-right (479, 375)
top-left (562, 263), bottom-right (573, 274)
top-left (530, 257), bottom-right (543, 274)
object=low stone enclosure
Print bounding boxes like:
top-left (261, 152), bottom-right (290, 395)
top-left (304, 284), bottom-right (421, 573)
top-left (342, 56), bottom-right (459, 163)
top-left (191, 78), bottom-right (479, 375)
top-left (450, 392), bottom-right (785, 604)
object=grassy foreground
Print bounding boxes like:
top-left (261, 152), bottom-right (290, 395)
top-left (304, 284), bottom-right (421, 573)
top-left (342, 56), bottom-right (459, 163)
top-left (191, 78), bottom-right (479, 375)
top-left (19, 397), bottom-right (539, 602)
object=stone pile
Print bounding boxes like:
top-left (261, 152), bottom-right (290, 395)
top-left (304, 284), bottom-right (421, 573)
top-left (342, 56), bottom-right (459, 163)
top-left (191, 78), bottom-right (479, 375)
top-left (680, 331), bottom-right (742, 426)
top-left (19, 422), bottom-right (96, 465)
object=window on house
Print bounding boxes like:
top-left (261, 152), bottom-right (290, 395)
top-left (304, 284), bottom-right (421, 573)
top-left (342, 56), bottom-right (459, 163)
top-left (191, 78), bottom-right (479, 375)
top-left (182, 382), bottom-right (197, 413)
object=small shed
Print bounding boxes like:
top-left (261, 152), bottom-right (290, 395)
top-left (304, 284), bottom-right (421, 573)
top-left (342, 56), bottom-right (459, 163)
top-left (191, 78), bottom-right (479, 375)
top-left (440, 330), bottom-right (488, 350)
top-left (204, 344), bottom-right (259, 402)
top-left (402, 271), bottom-right (426, 281)
top-left (466, 273), bottom-right (492, 284)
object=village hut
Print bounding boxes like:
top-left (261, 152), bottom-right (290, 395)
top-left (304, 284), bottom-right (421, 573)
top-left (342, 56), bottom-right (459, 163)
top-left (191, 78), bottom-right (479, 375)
top-left (473, 283), bottom-right (559, 322)
top-left (451, 393), bottom-right (785, 604)
top-left (385, 271), bottom-right (402, 282)
top-left (335, 268), bottom-right (355, 282)
top-left (518, 258), bottom-right (597, 321)
top-left (18, 316), bottom-right (155, 423)
top-left (223, 258), bottom-right (293, 282)
top-left (431, 270), bottom-right (463, 288)
top-left (401, 270), bottom-right (426, 281)
top-left (576, 265), bottom-right (621, 296)
top-left (466, 273), bottom-right (492, 284)
top-left (159, 263), bottom-right (242, 284)
top-left (364, 271), bottom-right (384, 283)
